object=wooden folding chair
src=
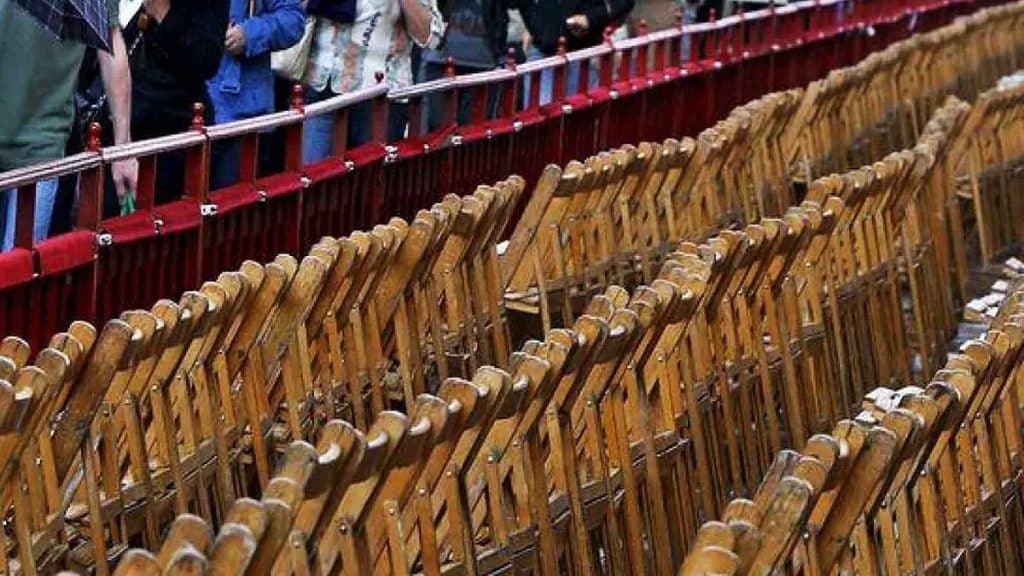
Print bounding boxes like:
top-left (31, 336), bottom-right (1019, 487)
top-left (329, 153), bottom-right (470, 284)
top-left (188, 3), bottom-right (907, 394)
top-left (376, 366), bottom-right (523, 575)
top-left (0, 320), bottom-right (135, 573)
top-left (424, 183), bottom-right (520, 383)
top-left (952, 84), bottom-right (1024, 263)
top-left (503, 162), bottom-right (583, 331)
top-left (677, 274), bottom-right (1024, 576)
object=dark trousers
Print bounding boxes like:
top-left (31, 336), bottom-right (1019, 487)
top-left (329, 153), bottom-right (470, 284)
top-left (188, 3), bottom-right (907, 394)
top-left (209, 131), bottom-right (285, 191)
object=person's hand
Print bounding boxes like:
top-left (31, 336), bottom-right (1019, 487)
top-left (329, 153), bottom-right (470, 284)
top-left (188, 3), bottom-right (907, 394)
top-left (143, 0), bottom-right (171, 22)
top-left (225, 23), bottom-right (246, 56)
top-left (566, 14), bottom-right (589, 37)
top-left (110, 158), bottom-right (139, 203)
top-left (521, 29), bottom-right (532, 53)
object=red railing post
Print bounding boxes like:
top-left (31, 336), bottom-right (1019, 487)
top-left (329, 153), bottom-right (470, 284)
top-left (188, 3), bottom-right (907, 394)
top-left (637, 20), bottom-right (649, 79)
top-left (600, 28), bottom-right (615, 86)
top-left (734, 7), bottom-right (745, 58)
top-left (13, 183), bottom-right (34, 250)
top-left (77, 122), bottom-right (104, 230)
top-left (186, 102), bottom-right (209, 203)
top-left (502, 48), bottom-right (518, 119)
top-left (286, 84), bottom-right (306, 171)
top-left (372, 71), bottom-right (389, 146)
top-left (554, 37), bottom-right (568, 102)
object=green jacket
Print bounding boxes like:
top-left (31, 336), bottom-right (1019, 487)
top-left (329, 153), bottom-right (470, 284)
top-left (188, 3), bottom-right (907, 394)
top-left (0, 0), bottom-right (117, 170)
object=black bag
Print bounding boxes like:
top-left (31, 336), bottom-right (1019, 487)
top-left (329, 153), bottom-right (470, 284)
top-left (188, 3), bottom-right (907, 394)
top-left (306, 0), bottom-right (357, 23)
top-left (73, 49), bottom-right (110, 150)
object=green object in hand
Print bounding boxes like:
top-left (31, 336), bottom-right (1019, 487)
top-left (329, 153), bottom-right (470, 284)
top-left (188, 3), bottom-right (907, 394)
top-left (120, 189), bottom-right (135, 216)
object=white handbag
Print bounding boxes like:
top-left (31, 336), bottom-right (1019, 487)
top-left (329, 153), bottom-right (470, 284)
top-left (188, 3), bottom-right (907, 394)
top-left (272, 16), bottom-right (317, 82)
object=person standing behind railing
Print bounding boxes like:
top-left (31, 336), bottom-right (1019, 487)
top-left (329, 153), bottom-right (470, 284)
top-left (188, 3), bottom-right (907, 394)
top-left (696, 0), bottom-right (723, 21)
top-left (0, 0), bottom-right (136, 250)
top-left (207, 0), bottom-right (305, 189)
top-left (120, 0), bottom-right (228, 209)
top-left (679, 0), bottom-right (701, 60)
top-left (418, 0), bottom-right (510, 131)
top-left (516, 0), bottom-right (634, 106)
top-left (300, 0), bottom-right (446, 163)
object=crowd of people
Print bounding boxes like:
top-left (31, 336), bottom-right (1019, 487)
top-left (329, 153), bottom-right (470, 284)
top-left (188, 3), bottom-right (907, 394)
top-left (0, 0), bottom-right (723, 252)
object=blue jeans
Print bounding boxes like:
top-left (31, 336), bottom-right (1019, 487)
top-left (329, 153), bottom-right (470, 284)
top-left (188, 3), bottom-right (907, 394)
top-left (303, 88), bottom-right (348, 164)
top-left (418, 61), bottom-right (502, 132)
top-left (523, 46), bottom-right (556, 107)
top-left (302, 88), bottom-right (409, 164)
top-left (1, 179), bottom-right (58, 251)
top-left (522, 46), bottom-right (599, 108)
top-left (680, 2), bottom-right (698, 62)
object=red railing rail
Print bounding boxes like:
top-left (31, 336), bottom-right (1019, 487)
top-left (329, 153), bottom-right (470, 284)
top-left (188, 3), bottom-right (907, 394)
top-left (0, 0), bottom-right (996, 348)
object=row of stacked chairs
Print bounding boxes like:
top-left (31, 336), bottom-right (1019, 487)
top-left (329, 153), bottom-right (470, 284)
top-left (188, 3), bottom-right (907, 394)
top-left (0, 173), bottom-right (529, 573)
top-left (677, 6), bottom-right (1024, 576)
top-left (501, 89), bottom-right (802, 335)
top-left (0, 1), bottom-right (1021, 574)
top-left (955, 81), bottom-right (1024, 263)
top-left (106, 94), bottom-right (962, 576)
top-left (780, 1), bottom-right (1024, 302)
top-left (677, 98), bottom-right (1024, 576)
top-left (680, 271), bottom-right (1024, 575)
top-left (501, 0), bottom-right (1024, 382)
top-left (785, 0), bottom-right (1024, 181)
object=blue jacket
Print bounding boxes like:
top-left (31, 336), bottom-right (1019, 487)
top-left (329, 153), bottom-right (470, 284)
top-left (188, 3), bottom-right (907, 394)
top-left (207, 0), bottom-right (305, 123)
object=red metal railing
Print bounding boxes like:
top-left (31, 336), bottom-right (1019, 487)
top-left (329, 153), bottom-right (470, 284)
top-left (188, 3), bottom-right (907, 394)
top-left (0, 0), bottom-right (996, 348)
